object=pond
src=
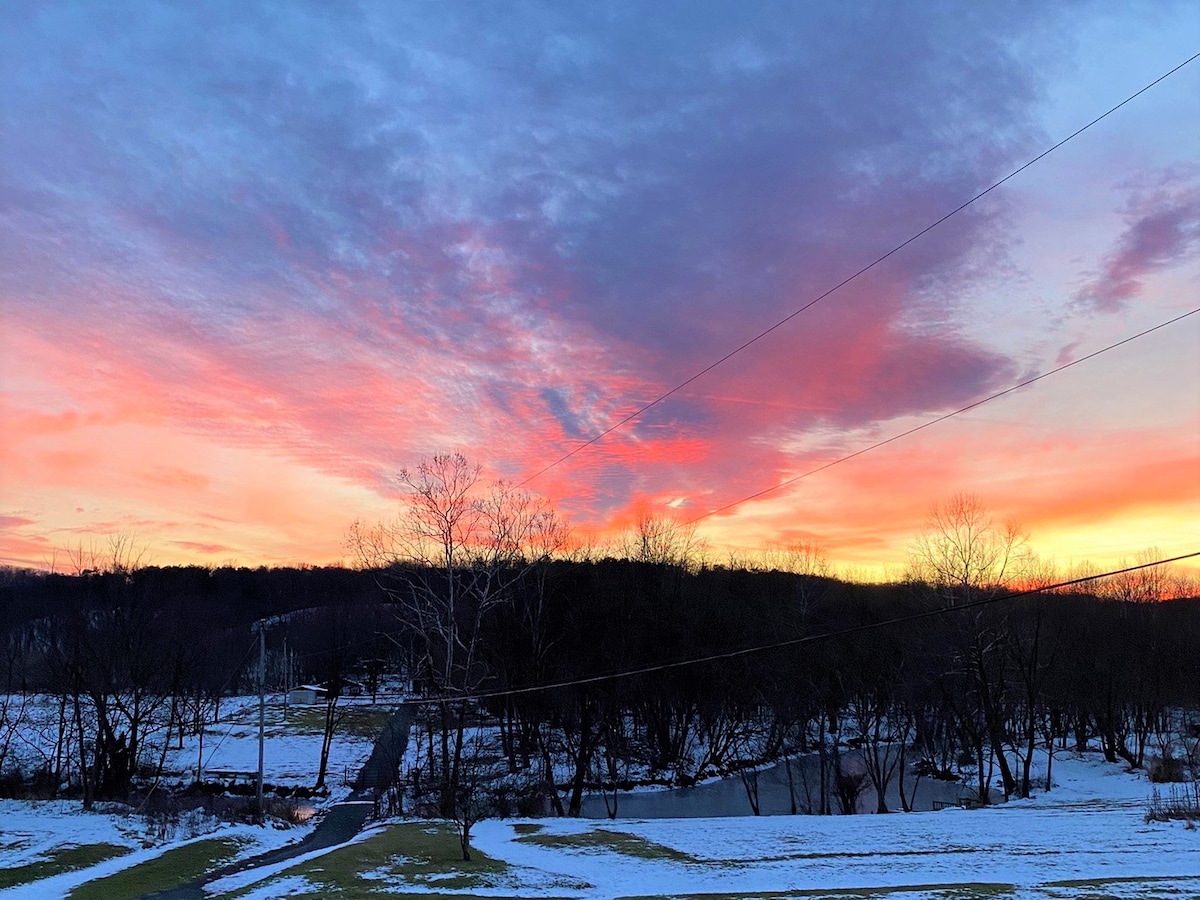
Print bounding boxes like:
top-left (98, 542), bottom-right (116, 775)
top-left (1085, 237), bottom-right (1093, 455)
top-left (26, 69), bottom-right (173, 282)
top-left (579, 751), bottom-right (983, 819)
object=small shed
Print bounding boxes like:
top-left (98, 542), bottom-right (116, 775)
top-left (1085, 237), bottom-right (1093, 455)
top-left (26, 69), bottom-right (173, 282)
top-left (287, 684), bottom-right (327, 706)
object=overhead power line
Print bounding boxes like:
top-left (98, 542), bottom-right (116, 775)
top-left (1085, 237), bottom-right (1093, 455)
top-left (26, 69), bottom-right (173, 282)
top-left (200, 634), bottom-right (262, 772)
top-left (386, 551), bottom-right (1200, 707)
top-left (518, 51), bottom-right (1200, 488)
top-left (687, 306), bottom-right (1200, 524)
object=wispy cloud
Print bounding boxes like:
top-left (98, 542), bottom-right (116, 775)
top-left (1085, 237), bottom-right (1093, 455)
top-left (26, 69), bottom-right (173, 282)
top-left (1076, 175), bottom-right (1200, 312)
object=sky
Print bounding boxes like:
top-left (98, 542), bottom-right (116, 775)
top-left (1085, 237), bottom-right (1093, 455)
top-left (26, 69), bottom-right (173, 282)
top-left (1, 1), bottom-right (1198, 576)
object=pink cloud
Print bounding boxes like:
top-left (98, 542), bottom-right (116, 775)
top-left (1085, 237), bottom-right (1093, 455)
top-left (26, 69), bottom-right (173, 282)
top-left (1076, 182), bottom-right (1200, 312)
top-left (170, 540), bottom-right (233, 555)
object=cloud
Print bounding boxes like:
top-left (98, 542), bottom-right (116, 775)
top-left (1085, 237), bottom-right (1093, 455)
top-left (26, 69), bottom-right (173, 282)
top-left (5, 1), bottom-right (1194, 568)
top-left (1075, 179), bottom-right (1200, 312)
top-left (170, 540), bottom-right (233, 556)
top-left (695, 417), bottom-right (1200, 571)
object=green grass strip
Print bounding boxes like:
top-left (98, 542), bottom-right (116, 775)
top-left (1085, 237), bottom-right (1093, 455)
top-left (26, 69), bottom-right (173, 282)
top-left (517, 827), bottom-right (699, 863)
top-left (284, 705), bottom-right (398, 738)
top-left (230, 822), bottom-right (511, 898)
top-left (0, 843), bottom-right (131, 890)
top-left (618, 884), bottom-right (1015, 900)
top-left (510, 822), bottom-right (545, 835)
top-left (1044, 874), bottom-right (1200, 888)
top-left (67, 836), bottom-right (246, 900)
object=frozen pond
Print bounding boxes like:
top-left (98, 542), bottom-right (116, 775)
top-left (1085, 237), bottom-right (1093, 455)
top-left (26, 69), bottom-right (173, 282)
top-left (580, 751), bottom-right (982, 818)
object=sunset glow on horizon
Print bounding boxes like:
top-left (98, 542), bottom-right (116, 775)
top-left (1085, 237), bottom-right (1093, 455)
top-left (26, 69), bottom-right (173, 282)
top-left (2, 3), bottom-right (1198, 578)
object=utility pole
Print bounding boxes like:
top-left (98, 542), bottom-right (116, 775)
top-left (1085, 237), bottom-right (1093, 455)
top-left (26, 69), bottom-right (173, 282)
top-left (282, 636), bottom-right (289, 712)
top-left (257, 624), bottom-right (265, 823)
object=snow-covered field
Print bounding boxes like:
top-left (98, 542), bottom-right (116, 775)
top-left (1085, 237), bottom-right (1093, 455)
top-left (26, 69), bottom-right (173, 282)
top-left (465, 754), bottom-right (1200, 899)
top-left (0, 693), bottom-right (385, 799)
top-left (4, 749), bottom-right (1196, 898)
top-left (161, 696), bottom-right (384, 796)
top-left (0, 694), bottom-right (387, 897)
top-left (0, 800), bottom-right (303, 899)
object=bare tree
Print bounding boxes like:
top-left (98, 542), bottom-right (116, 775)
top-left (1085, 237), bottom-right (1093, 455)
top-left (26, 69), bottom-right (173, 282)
top-left (908, 496), bottom-right (1032, 801)
top-left (0, 630), bottom-right (29, 782)
top-left (759, 539), bottom-right (831, 578)
top-left (907, 493), bottom-right (1031, 601)
top-left (850, 685), bottom-right (912, 814)
top-left (313, 606), bottom-right (353, 791)
top-left (349, 453), bottom-right (567, 816)
top-left (345, 518), bottom-right (395, 570)
top-left (65, 530), bottom-right (151, 577)
top-left (41, 536), bottom-right (179, 804)
top-left (1098, 548), bottom-right (1172, 603)
top-left (1005, 595), bottom-right (1062, 798)
top-left (450, 727), bottom-right (502, 861)
top-left (619, 513), bottom-right (708, 571)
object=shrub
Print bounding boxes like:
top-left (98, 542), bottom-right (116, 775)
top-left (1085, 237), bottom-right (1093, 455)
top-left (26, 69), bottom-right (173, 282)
top-left (1145, 782), bottom-right (1200, 823)
top-left (1149, 756), bottom-right (1187, 784)
top-left (0, 770), bottom-right (25, 799)
top-left (132, 788), bottom-right (310, 830)
top-left (0, 766), bottom-right (66, 800)
top-left (261, 797), bottom-right (311, 825)
top-left (515, 785), bottom-right (549, 817)
top-left (914, 758), bottom-right (958, 781)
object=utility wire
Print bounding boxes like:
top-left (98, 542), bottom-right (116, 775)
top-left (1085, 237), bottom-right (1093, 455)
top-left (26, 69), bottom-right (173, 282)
top-left (200, 634), bottom-right (265, 773)
top-left (518, 51), bottom-right (1200, 488)
top-left (349, 319), bottom-right (1200, 707)
top-left (687, 306), bottom-right (1200, 525)
top-left (381, 551), bottom-right (1200, 707)
top-left (290, 311), bottom-right (1200, 708)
